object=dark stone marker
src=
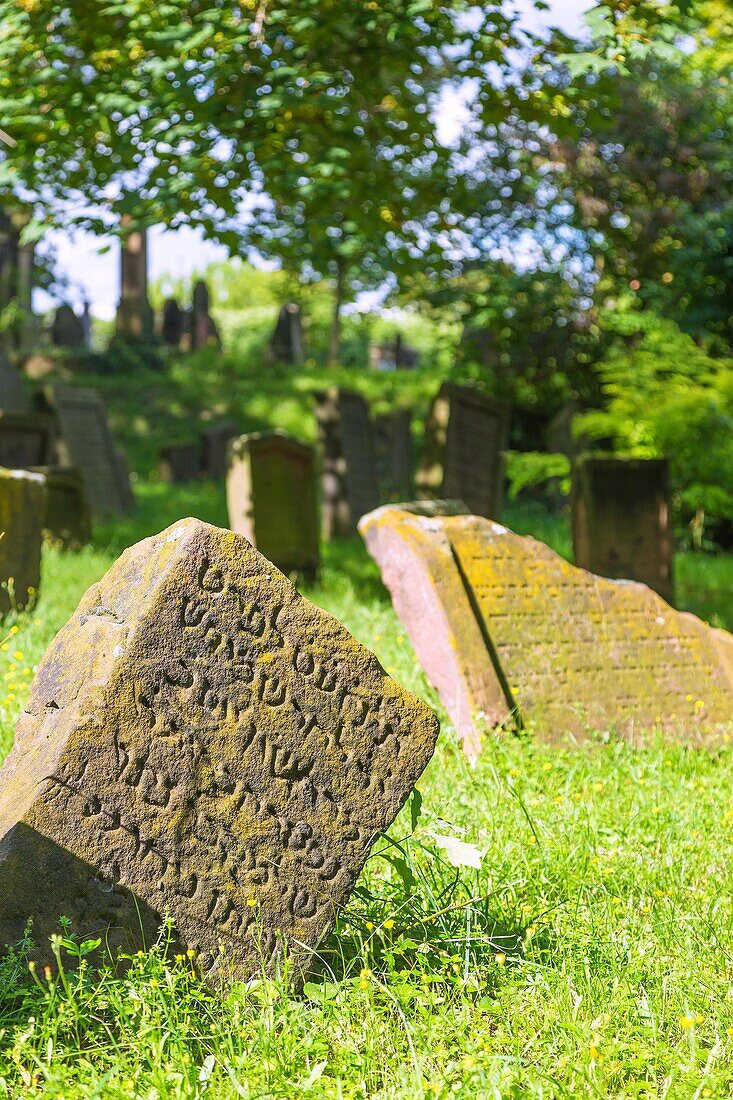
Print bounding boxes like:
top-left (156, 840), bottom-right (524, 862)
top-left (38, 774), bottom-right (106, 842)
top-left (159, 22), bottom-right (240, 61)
top-left (51, 304), bottom-right (85, 348)
top-left (314, 388), bottom-right (380, 539)
top-left (0, 351), bottom-right (29, 412)
top-left (191, 280), bottom-right (220, 350)
top-left (270, 303), bottom-right (304, 365)
top-left (0, 468), bottom-right (45, 615)
top-left (115, 223), bottom-right (154, 342)
top-left (416, 382), bottom-right (510, 520)
top-left (201, 422), bottom-right (239, 480)
top-left (0, 518), bottom-right (438, 983)
top-left (227, 431), bottom-right (319, 579)
top-left (39, 386), bottom-right (132, 518)
top-left (571, 455), bottom-right (674, 603)
top-left (161, 299), bottom-right (184, 348)
top-left (0, 411), bottom-right (55, 468)
top-left (374, 410), bottom-right (413, 503)
top-left (158, 443), bottom-right (201, 485)
top-left (28, 466), bottom-right (91, 549)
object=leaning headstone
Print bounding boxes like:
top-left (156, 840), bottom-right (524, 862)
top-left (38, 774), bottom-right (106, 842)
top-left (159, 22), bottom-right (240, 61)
top-left (161, 299), bottom-right (184, 348)
top-left (227, 431), bottom-right (319, 579)
top-left (360, 504), bottom-right (733, 756)
top-left (0, 468), bottom-right (45, 615)
top-left (416, 382), bottom-right (510, 519)
top-left (28, 466), bottom-right (91, 549)
top-left (38, 386), bottom-right (131, 517)
top-left (158, 442), bottom-right (201, 485)
top-left (0, 411), bottom-right (55, 467)
top-left (270, 303), bottom-right (304, 365)
top-left (572, 455), bottom-right (674, 603)
top-left (51, 304), bottom-right (85, 348)
top-left (201, 422), bottom-right (238, 480)
top-left (374, 410), bottom-right (413, 503)
top-left (0, 352), bottom-right (28, 412)
top-left (0, 518), bottom-right (438, 982)
top-left (314, 389), bottom-right (380, 539)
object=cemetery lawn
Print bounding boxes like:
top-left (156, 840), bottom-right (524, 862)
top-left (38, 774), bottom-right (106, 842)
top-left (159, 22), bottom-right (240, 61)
top-left (2, 483), bottom-right (733, 1098)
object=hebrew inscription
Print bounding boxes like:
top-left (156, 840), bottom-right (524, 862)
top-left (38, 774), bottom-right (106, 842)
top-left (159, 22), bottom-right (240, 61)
top-left (360, 505), bottom-right (733, 753)
top-left (0, 519), bottom-right (438, 982)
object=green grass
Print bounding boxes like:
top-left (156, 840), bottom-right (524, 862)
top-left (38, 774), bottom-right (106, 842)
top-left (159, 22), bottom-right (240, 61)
top-left (2, 484), bottom-right (733, 1097)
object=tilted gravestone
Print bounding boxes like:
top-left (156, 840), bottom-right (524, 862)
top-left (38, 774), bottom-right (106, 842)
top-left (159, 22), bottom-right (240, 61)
top-left (38, 386), bottom-right (132, 518)
top-left (0, 411), bottom-right (55, 468)
top-left (416, 382), bottom-right (510, 520)
top-left (314, 388), bottom-right (380, 539)
top-left (374, 410), bottom-right (413, 503)
top-left (0, 469), bottom-right (46, 615)
top-left (360, 504), bottom-right (733, 757)
top-left (227, 431), bottom-right (319, 580)
top-left (0, 518), bottom-right (438, 982)
top-left (158, 442), bottom-right (201, 485)
top-left (28, 466), bottom-right (91, 549)
top-left (201, 422), bottom-right (238, 480)
top-left (51, 304), bottom-right (85, 348)
top-left (572, 455), bottom-right (674, 604)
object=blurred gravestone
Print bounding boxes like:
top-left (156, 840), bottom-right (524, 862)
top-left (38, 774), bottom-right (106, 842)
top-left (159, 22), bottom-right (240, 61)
top-left (270, 303), bottom-right (304, 365)
top-left (572, 455), bottom-right (674, 603)
top-left (0, 468), bottom-right (45, 615)
top-left (0, 352), bottom-right (29, 412)
top-left (201, 422), bottom-right (238, 480)
top-left (314, 388), bottom-right (380, 539)
top-left (227, 431), bottom-right (319, 579)
top-left (161, 299), bottom-right (184, 348)
top-left (375, 410), bottom-right (413, 502)
top-left (115, 223), bottom-right (154, 342)
top-left (39, 386), bottom-right (131, 517)
top-left (191, 281), bottom-right (220, 350)
top-left (28, 466), bottom-right (91, 549)
top-left (417, 382), bottom-right (510, 519)
top-left (0, 518), bottom-right (438, 982)
top-left (51, 304), bottom-right (85, 348)
top-left (157, 442), bottom-right (201, 484)
top-left (0, 411), bottom-right (55, 467)
top-left (360, 504), bottom-right (733, 756)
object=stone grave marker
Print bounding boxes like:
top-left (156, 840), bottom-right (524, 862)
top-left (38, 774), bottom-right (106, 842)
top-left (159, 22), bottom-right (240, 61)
top-left (572, 455), bottom-right (674, 603)
top-left (0, 468), bottom-right (45, 615)
top-left (375, 410), bottom-right (413, 503)
top-left (416, 382), bottom-right (510, 519)
top-left (39, 386), bottom-right (131, 517)
top-left (161, 299), bottom-right (184, 348)
top-left (191, 281), bottom-right (220, 350)
top-left (314, 388), bottom-right (380, 539)
top-left (0, 351), bottom-right (29, 411)
top-left (360, 504), bottom-right (733, 757)
top-left (0, 518), bottom-right (438, 982)
top-left (227, 431), bottom-right (319, 579)
top-left (201, 422), bottom-right (238, 480)
top-left (28, 466), bottom-right (91, 549)
top-left (270, 303), bottom-right (304, 364)
top-left (158, 442), bottom-right (201, 485)
top-left (51, 304), bottom-right (85, 348)
top-left (115, 222), bottom-right (154, 342)
top-left (0, 411), bottom-right (55, 468)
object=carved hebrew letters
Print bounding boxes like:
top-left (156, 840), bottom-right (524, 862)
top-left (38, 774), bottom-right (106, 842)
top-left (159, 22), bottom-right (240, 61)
top-left (0, 519), bottom-right (439, 983)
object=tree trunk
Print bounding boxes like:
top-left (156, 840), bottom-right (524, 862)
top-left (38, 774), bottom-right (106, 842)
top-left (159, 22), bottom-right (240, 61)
top-left (328, 259), bottom-right (344, 367)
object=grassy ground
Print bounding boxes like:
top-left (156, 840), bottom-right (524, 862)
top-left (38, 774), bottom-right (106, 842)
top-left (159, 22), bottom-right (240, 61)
top-left (1, 481), bottom-right (733, 1098)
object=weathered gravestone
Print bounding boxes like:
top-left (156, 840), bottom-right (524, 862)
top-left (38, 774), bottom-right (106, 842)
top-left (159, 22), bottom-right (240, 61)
top-left (28, 466), bottom-right (91, 549)
top-left (374, 410), bottom-right (413, 503)
top-left (115, 222), bottom-right (154, 342)
top-left (161, 299), bottom-right (184, 348)
top-left (0, 469), bottom-right (45, 615)
top-left (0, 411), bottom-right (55, 468)
top-left (227, 431), bottom-right (319, 579)
top-left (51, 304), bottom-right (85, 348)
top-left (360, 504), bottom-right (733, 758)
top-left (416, 382), bottom-right (510, 520)
top-left (201, 422), bottom-right (238, 480)
top-left (314, 388), bottom-right (380, 539)
top-left (38, 386), bottom-right (132, 518)
top-left (158, 442), bottom-right (201, 485)
top-left (270, 303), bottom-right (304, 365)
top-left (191, 281), bottom-right (220, 350)
top-left (572, 455), bottom-right (674, 604)
top-left (0, 518), bottom-right (438, 982)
